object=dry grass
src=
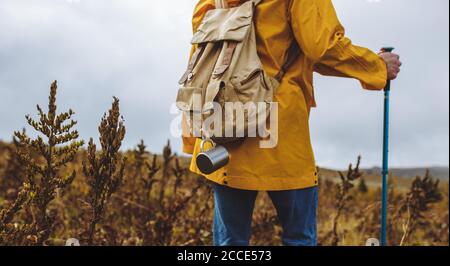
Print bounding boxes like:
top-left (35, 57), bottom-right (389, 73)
top-left (0, 81), bottom-right (448, 246)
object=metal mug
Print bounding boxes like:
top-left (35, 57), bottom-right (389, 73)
top-left (196, 139), bottom-right (230, 175)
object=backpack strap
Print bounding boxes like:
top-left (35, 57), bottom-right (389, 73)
top-left (213, 42), bottom-right (238, 78)
top-left (275, 42), bottom-right (299, 82)
top-left (252, 0), bottom-right (262, 6)
top-left (215, 0), bottom-right (262, 9)
top-left (179, 44), bottom-right (206, 85)
top-left (213, 0), bottom-right (235, 78)
top-left (214, 0), bottom-right (298, 83)
top-left (275, 0), bottom-right (299, 82)
top-left (215, 0), bottom-right (228, 8)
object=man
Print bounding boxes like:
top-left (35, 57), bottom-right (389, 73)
top-left (182, 0), bottom-right (402, 246)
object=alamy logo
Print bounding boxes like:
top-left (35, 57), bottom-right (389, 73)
top-left (366, 238), bottom-right (380, 246)
top-left (65, 238), bottom-right (80, 246)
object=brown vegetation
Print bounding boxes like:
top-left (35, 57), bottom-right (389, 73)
top-left (0, 81), bottom-right (448, 246)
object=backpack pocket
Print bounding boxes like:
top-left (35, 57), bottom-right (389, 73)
top-left (176, 86), bottom-right (203, 112)
top-left (176, 86), bottom-right (205, 138)
top-left (229, 67), bottom-right (278, 105)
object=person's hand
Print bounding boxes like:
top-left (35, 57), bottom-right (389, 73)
top-left (379, 52), bottom-right (402, 80)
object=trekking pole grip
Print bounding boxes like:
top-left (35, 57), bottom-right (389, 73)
top-left (381, 47), bottom-right (395, 92)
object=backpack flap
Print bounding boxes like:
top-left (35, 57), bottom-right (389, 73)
top-left (191, 1), bottom-right (253, 44)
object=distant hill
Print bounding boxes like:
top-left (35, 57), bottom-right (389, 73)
top-left (318, 166), bottom-right (449, 180)
top-left (362, 167), bottom-right (449, 181)
top-left (317, 166), bottom-right (449, 191)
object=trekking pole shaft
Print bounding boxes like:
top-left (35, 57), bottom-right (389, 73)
top-left (381, 47), bottom-right (394, 246)
top-left (381, 81), bottom-right (390, 246)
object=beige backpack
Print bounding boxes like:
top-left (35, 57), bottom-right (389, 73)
top-left (176, 0), bottom-right (298, 144)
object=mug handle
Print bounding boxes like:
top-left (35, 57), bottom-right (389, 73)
top-left (200, 138), bottom-right (216, 153)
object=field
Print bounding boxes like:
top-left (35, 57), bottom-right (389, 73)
top-left (0, 81), bottom-right (448, 246)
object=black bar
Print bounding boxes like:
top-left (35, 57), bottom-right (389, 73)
top-left (0, 246), bottom-right (447, 265)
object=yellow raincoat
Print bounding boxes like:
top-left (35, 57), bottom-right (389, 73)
top-left (182, 0), bottom-right (387, 191)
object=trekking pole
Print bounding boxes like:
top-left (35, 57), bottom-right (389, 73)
top-left (380, 47), bottom-right (394, 246)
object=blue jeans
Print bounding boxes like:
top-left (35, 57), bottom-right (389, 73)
top-left (213, 184), bottom-right (318, 246)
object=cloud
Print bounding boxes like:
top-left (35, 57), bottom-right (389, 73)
top-left (0, 0), bottom-right (448, 168)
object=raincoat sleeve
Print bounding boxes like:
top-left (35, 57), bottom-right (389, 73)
top-left (182, 0), bottom-right (215, 154)
top-left (290, 0), bottom-right (388, 90)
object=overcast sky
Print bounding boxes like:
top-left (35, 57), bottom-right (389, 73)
top-left (0, 0), bottom-right (448, 169)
